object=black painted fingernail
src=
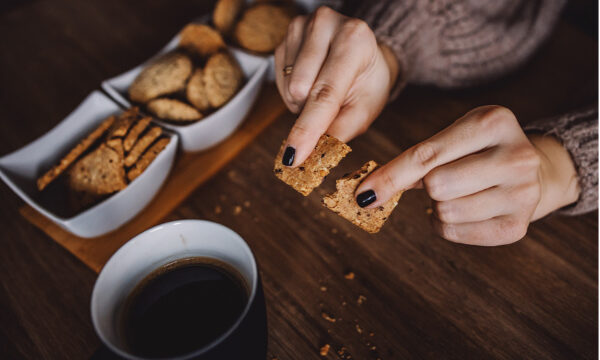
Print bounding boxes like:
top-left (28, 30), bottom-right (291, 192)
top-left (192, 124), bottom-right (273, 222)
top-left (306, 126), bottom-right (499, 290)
top-left (356, 190), bottom-right (376, 208)
top-left (282, 146), bottom-right (295, 166)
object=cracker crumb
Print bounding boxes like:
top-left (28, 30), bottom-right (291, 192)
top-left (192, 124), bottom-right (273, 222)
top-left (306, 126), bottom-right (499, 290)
top-left (344, 271), bottom-right (355, 280)
top-left (321, 311), bottom-right (336, 323)
top-left (214, 205), bottom-right (222, 214)
top-left (320, 344), bottom-right (330, 356)
top-left (355, 324), bottom-right (363, 334)
top-left (331, 228), bottom-right (338, 234)
top-left (357, 295), bottom-right (367, 305)
top-left (320, 286), bottom-right (327, 292)
top-left (371, 346), bottom-right (377, 351)
top-left (426, 207), bottom-right (433, 215)
top-left (341, 301), bottom-right (347, 306)
top-left (233, 205), bottom-right (242, 215)
top-left (369, 332), bottom-right (374, 337)
top-left (243, 200), bottom-right (251, 208)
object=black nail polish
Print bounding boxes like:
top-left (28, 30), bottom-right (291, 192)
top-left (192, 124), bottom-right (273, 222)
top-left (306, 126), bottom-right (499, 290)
top-left (356, 190), bottom-right (376, 208)
top-left (282, 146), bottom-right (295, 166)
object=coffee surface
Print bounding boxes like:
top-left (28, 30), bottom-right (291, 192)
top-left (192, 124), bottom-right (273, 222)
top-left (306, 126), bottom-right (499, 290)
top-left (121, 257), bottom-right (249, 358)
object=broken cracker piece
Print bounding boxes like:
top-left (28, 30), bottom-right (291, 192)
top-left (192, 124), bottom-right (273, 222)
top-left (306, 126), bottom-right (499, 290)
top-left (124, 126), bottom-right (162, 167)
top-left (37, 115), bottom-right (115, 191)
top-left (123, 116), bottom-right (151, 152)
top-left (127, 138), bottom-right (170, 181)
top-left (322, 161), bottom-right (402, 233)
top-left (273, 134), bottom-right (351, 196)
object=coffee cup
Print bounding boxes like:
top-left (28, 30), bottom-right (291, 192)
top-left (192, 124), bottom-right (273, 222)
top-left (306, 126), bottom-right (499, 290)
top-left (91, 220), bottom-right (267, 359)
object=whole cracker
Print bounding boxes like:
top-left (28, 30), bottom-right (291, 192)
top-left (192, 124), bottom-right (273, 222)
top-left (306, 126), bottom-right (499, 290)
top-left (124, 126), bottom-right (163, 167)
top-left (179, 24), bottom-right (226, 57)
top-left (322, 161), bottom-right (403, 233)
top-left (128, 52), bottom-right (193, 103)
top-left (234, 4), bottom-right (293, 53)
top-left (213, 0), bottom-right (244, 34)
top-left (147, 98), bottom-right (203, 122)
top-left (203, 52), bottom-right (243, 108)
top-left (186, 68), bottom-right (211, 111)
top-left (67, 144), bottom-right (127, 195)
top-left (127, 138), bottom-right (171, 181)
top-left (273, 134), bottom-right (351, 196)
top-left (123, 116), bottom-right (151, 152)
top-left (37, 115), bottom-right (115, 191)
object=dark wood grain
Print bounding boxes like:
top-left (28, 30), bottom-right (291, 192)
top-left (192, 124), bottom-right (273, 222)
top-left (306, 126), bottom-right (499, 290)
top-left (0, 0), bottom-right (597, 359)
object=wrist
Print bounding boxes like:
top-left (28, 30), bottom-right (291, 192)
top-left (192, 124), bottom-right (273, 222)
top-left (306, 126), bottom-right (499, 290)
top-left (529, 134), bottom-right (580, 220)
top-left (378, 43), bottom-right (399, 94)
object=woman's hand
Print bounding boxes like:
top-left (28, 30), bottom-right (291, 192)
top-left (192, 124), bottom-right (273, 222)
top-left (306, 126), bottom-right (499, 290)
top-left (275, 6), bottom-right (399, 167)
top-left (355, 106), bottom-right (580, 246)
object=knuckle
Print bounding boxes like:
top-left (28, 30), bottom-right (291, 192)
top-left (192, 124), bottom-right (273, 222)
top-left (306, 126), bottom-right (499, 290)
top-left (309, 7), bottom-right (334, 30)
top-left (290, 123), bottom-right (311, 139)
top-left (287, 78), bottom-right (311, 104)
top-left (435, 201), bottom-right (455, 223)
top-left (308, 82), bottom-right (339, 105)
top-left (472, 105), bottom-right (516, 134)
top-left (342, 18), bottom-right (370, 37)
top-left (412, 142), bottom-right (438, 170)
top-left (379, 167), bottom-right (398, 193)
top-left (500, 217), bottom-right (528, 243)
top-left (439, 222), bottom-right (458, 241)
top-left (423, 171), bottom-right (445, 201)
top-left (512, 144), bottom-right (541, 171)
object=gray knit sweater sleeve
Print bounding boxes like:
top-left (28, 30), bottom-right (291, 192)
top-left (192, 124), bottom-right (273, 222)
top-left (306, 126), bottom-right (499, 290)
top-left (358, 0), bottom-right (566, 92)
top-left (525, 107), bottom-right (598, 215)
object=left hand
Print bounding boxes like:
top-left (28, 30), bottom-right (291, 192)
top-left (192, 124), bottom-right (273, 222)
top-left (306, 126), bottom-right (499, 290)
top-left (355, 106), bottom-right (580, 246)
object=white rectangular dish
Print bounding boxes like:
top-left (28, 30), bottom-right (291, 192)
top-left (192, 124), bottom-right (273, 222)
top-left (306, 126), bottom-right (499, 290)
top-left (0, 91), bottom-right (178, 238)
top-left (102, 25), bottom-right (269, 153)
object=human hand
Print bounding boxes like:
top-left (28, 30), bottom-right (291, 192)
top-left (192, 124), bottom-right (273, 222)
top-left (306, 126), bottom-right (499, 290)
top-left (355, 106), bottom-right (580, 246)
top-left (274, 6), bottom-right (399, 167)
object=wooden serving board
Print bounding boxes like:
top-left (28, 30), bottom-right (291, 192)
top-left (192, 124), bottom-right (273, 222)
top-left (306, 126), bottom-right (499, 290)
top-left (20, 85), bottom-right (286, 274)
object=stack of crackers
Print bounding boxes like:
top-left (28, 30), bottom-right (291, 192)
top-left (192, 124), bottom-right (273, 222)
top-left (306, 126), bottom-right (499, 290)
top-left (214, 0), bottom-right (297, 53)
top-left (274, 135), bottom-right (403, 233)
top-left (37, 108), bottom-right (170, 213)
top-left (129, 24), bottom-right (243, 123)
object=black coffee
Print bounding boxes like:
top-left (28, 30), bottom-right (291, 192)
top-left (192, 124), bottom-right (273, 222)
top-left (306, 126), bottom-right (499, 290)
top-left (120, 257), bottom-right (249, 358)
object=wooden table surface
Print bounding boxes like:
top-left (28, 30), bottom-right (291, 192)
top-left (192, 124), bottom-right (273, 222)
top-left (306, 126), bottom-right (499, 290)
top-left (0, 0), bottom-right (597, 359)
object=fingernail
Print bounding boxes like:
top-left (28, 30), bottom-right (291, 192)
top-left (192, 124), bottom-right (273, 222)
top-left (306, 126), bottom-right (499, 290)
top-left (282, 146), bottom-right (295, 166)
top-left (356, 190), bottom-right (376, 208)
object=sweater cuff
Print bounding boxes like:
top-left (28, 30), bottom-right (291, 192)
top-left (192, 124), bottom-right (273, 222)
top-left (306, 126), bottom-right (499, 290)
top-left (524, 107), bottom-right (598, 215)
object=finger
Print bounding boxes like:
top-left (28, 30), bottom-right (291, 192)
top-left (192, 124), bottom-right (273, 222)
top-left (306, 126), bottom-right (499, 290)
top-left (326, 103), bottom-right (371, 142)
top-left (275, 15), bottom-right (307, 113)
top-left (356, 106), bottom-right (516, 207)
top-left (423, 147), bottom-right (509, 201)
top-left (284, 19), bottom-right (373, 167)
top-left (430, 215), bottom-right (528, 246)
top-left (287, 7), bottom-right (342, 110)
top-left (433, 186), bottom-right (513, 224)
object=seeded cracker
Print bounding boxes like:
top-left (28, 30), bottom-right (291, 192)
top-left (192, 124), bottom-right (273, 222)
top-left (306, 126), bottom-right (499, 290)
top-left (124, 116), bottom-right (151, 151)
top-left (124, 126), bottom-right (163, 167)
top-left (127, 138), bottom-right (170, 181)
top-left (273, 134), bottom-right (351, 196)
top-left (128, 52), bottom-right (193, 103)
top-left (67, 144), bottom-right (127, 195)
top-left (147, 98), bottom-right (203, 122)
top-left (322, 161), bottom-right (402, 233)
top-left (37, 115), bottom-right (115, 191)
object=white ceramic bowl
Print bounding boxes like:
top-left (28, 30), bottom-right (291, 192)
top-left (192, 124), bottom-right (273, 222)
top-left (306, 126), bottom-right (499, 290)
top-left (0, 91), bottom-right (179, 238)
top-left (102, 26), bottom-right (269, 153)
top-left (91, 220), bottom-right (259, 359)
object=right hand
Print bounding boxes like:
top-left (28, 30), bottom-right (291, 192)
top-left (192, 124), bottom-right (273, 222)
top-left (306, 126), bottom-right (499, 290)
top-left (274, 6), bottom-right (399, 167)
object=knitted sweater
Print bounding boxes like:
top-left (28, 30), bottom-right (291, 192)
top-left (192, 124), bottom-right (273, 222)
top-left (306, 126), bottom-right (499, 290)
top-left (353, 0), bottom-right (598, 215)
